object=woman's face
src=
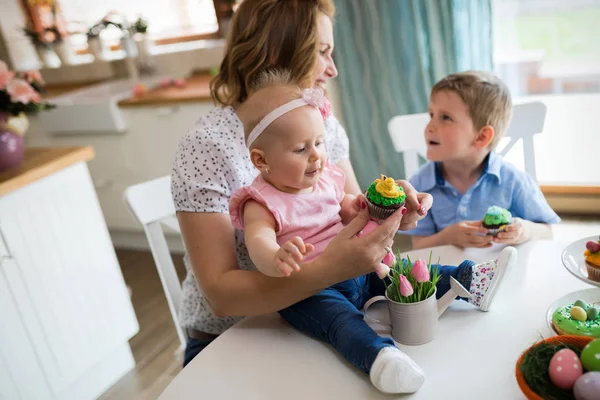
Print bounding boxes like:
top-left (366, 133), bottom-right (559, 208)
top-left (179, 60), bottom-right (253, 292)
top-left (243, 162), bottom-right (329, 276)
top-left (314, 14), bottom-right (338, 88)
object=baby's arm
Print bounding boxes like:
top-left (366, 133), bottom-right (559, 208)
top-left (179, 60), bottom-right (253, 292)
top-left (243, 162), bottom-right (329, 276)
top-left (339, 194), bottom-right (360, 225)
top-left (243, 200), bottom-right (313, 277)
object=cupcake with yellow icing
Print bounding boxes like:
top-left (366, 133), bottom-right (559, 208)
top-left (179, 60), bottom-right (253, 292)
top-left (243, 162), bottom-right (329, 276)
top-left (585, 237), bottom-right (600, 282)
top-left (364, 175), bottom-right (406, 220)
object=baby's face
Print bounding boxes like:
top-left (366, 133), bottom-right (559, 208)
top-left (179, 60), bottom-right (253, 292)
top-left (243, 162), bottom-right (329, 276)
top-left (262, 106), bottom-right (327, 193)
top-left (425, 90), bottom-right (479, 162)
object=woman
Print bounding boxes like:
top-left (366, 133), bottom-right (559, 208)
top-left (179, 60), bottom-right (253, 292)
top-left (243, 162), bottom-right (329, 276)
top-left (172, 0), bottom-right (432, 367)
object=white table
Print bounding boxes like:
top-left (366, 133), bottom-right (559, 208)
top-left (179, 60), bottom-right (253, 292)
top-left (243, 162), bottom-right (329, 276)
top-left (159, 240), bottom-right (595, 399)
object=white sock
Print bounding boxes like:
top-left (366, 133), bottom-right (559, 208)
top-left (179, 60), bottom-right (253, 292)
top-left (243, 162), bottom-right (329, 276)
top-left (369, 347), bottom-right (425, 394)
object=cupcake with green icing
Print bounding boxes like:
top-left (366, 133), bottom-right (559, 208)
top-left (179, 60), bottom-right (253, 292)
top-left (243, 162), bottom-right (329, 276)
top-left (481, 206), bottom-right (513, 237)
top-left (364, 175), bottom-right (406, 220)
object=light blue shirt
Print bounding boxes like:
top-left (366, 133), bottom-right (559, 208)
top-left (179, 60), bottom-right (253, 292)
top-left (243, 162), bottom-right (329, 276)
top-left (402, 151), bottom-right (560, 236)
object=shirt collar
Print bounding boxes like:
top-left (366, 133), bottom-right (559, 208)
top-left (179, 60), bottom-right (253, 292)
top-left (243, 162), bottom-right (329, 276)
top-left (422, 151), bottom-right (502, 191)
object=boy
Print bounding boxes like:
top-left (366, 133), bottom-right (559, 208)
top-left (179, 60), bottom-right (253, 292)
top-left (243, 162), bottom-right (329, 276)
top-left (406, 71), bottom-right (560, 249)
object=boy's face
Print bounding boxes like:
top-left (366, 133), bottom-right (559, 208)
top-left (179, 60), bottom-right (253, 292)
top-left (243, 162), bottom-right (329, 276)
top-left (425, 90), bottom-right (479, 162)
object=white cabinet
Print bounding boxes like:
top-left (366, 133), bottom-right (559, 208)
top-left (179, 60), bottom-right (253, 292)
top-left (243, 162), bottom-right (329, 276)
top-left (0, 161), bottom-right (139, 400)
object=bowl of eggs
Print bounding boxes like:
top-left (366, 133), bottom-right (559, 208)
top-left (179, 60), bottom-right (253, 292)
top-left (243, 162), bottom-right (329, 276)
top-left (516, 336), bottom-right (600, 399)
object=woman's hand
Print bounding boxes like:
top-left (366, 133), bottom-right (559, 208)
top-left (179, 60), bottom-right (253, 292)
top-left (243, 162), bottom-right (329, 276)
top-left (395, 180), bottom-right (432, 231)
top-left (320, 194), bottom-right (406, 281)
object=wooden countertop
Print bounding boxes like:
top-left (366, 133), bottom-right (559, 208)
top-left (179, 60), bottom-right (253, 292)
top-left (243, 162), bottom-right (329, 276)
top-left (118, 72), bottom-right (213, 107)
top-left (0, 147), bottom-right (95, 196)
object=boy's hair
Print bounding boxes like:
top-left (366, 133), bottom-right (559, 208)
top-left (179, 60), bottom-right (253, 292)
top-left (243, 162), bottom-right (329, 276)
top-left (432, 71), bottom-right (513, 149)
top-left (240, 70), bottom-right (303, 146)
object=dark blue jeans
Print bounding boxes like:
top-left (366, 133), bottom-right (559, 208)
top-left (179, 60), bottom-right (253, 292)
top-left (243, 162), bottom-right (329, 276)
top-left (278, 260), bottom-right (474, 375)
top-left (183, 338), bottom-right (214, 367)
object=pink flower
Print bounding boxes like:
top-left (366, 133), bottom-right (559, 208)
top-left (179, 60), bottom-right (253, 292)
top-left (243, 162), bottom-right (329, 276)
top-left (7, 78), bottom-right (37, 104)
top-left (302, 87), bottom-right (325, 108)
top-left (319, 97), bottom-right (332, 120)
top-left (382, 250), bottom-right (396, 267)
top-left (411, 259), bottom-right (430, 283)
top-left (375, 263), bottom-right (390, 279)
top-left (399, 275), bottom-right (414, 297)
top-left (0, 60), bottom-right (15, 90)
top-left (22, 70), bottom-right (44, 84)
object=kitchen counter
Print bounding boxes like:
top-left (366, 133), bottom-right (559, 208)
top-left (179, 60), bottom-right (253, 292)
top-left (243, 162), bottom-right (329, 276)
top-left (118, 72), bottom-right (213, 107)
top-left (0, 146), bottom-right (95, 196)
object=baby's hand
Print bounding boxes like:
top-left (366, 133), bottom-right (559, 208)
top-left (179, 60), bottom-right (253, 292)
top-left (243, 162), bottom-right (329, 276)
top-left (273, 237), bottom-right (314, 277)
top-left (444, 220), bottom-right (494, 248)
top-left (493, 217), bottom-right (529, 245)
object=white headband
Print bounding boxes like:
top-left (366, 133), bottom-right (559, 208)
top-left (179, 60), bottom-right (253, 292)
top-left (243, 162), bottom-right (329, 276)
top-left (246, 87), bottom-right (331, 148)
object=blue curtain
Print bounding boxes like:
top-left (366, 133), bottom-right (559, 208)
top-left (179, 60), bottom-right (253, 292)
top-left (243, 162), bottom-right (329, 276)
top-left (333, 0), bottom-right (493, 186)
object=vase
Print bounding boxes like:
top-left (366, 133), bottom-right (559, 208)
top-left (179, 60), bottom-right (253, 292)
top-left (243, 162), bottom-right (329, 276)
top-left (53, 40), bottom-right (76, 65)
top-left (0, 113), bottom-right (28, 173)
top-left (87, 37), bottom-right (107, 61)
top-left (35, 46), bottom-right (61, 68)
top-left (384, 290), bottom-right (439, 345)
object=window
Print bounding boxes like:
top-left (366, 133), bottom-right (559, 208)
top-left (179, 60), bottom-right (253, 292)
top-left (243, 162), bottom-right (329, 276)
top-left (493, 0), bottom-right (600, 96)
top-left (60, 0), bottom-right (219, 49)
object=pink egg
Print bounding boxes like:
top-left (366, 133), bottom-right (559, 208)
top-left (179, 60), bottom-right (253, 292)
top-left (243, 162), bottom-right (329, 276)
top-left (549, 349), bottom-right (583, 390)
top-left (160, 78), bottom-right (172, 88)
top-left (174, 78), bottom-right (186, 88)
top-left (133, 83), bottom-right (147, 96)
top-left (574, 372), bottom-right (600, 400)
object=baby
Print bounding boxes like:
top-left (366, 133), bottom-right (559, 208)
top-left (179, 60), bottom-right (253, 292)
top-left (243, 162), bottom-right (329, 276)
top-left (228, 70), bottom-right (517, 394)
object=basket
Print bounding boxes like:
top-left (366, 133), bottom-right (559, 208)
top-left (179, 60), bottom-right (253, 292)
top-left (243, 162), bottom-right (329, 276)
top-left (515, 335), bottom-right (594, 400)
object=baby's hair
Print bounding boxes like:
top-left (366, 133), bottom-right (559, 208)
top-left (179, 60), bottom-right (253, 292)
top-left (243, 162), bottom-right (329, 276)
top-left (242, 69), bottom-right (303, 146)
top-left (432, 71), bottom-right (513, 149)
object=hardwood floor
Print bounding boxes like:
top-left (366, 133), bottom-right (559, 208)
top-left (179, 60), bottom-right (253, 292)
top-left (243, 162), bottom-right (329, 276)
top-left (99, 250), bottom-right (186, 400)
top-left (99, 215), bottom-right (600, 399)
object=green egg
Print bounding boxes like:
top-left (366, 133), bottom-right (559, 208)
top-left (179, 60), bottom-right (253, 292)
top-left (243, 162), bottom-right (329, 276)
top-left (581, 338), bottom-right (600, 371)
top-left (571, 306), bottom-right (588, 321)
top-left (588, 307), bottom-right (599, 320)
top-left (574, 299), bottom-right (587, 309)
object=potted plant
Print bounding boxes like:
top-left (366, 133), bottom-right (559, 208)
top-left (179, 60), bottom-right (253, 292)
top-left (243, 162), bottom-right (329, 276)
top-left (22, 27), bottom-right (60, 68)
top-left (0, 61), bottom-right (55, 172)
top-left (47, 27), bottom-right (75, 66)
top-left (132, 16), bottom-right (152, 61)
top-left (364, 252), bottom-right (470, 345)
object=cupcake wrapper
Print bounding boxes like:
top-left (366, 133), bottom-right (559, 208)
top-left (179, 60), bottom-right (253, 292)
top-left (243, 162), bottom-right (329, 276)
top-left (484, 219), bottom-right (513, 238)
top-left (586, 262), bottom-right (600, 282)
top-left (365, 197), bottom-right (404, 220)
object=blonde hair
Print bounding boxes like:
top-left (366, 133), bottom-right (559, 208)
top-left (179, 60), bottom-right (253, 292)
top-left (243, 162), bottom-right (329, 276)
top-left (241, 70), bottom-right (303, 147)
top-left (432, 71), bottom-right (513, 149)
top-left (210, 0), bottom-right (335, 106)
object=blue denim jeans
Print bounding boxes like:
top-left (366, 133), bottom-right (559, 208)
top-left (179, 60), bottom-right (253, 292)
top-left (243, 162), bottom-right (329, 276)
top-left (278, 260), bottom-right (474, 375)
top-left (183, 338), bottom-right (214, 367)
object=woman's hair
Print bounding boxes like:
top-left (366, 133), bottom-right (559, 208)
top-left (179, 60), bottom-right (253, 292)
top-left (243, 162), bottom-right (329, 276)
top-left (210, 0), bottom-right (335, 106)
top-left (431, 71), bottom-right (513, 149)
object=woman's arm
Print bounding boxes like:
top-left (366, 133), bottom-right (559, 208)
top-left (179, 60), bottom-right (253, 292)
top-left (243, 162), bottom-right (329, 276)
top-left (177, 198), bottom-right (405, 317)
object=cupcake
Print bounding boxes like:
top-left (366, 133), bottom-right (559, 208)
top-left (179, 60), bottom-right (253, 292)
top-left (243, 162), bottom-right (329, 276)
top-left (481, 206), bottom-right (513, 237)
top-left (365, 175), bottom-right (406, 220)
top-left (585, 237), bottom-right (600, 282)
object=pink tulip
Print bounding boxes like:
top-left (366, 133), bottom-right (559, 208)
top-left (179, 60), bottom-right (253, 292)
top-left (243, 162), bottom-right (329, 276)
top-left (6, 78), bottom-right (37, 104)
top-left (375, 263), bottom-right (390, 279)
top-left (22, 70), bottom-right (44, 84)
top-left (399, 275), bottom-right (413, 297)
top-left (0, 60), bottom-right (14, 90)
top-left (411, 259), bottom-right (430, 283)
top-left (382, 250), bottom-right (396, 266)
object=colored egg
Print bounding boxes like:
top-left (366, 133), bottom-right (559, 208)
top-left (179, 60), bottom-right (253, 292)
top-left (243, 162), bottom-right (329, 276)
top-left (574, 372), bottom-right (600, 400)
top-left (575, 300), bottom-right (587, 309)
top-left (587, 307), bottom-right (599, 321)
top-left (571, 306), bottom-right (588, 321)
top-left (582, 339), bottom-right (600, 371)
top-left (174, 78), bottom-right (187, 88)
top-left (160, 78), bottom-right (173, 88)
top-left (133, 83), bottom-right (147, 96)
top-left (549, 348), bottom-right (583, 390)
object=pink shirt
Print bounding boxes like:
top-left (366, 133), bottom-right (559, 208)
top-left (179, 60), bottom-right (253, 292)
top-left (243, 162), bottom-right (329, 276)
top-left (229, 164), bottom-right (346, 261)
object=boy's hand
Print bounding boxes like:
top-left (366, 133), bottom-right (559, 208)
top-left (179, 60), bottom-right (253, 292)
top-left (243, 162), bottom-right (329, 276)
top-left (273, 237), bottom-right (314, 276)
top-left (443, 221), bottom-right (494, 248)
top-left (493, 217), bottom-right (530, 245)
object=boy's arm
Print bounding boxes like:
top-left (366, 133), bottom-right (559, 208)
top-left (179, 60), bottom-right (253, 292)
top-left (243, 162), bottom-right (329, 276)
top-left (243, 201), bottom-right (286, 277)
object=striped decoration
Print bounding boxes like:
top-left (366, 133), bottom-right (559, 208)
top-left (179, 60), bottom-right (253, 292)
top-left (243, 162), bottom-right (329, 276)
top-left (333, 0), bottom-right (493, 186)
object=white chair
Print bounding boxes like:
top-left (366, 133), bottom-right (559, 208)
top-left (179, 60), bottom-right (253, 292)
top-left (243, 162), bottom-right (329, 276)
top-left (124, 176), bottom-right (187, 348)
top-left (388, 101), bottom-right (547, 181)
